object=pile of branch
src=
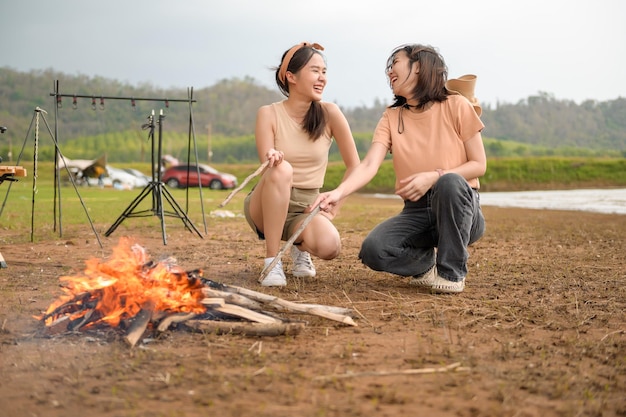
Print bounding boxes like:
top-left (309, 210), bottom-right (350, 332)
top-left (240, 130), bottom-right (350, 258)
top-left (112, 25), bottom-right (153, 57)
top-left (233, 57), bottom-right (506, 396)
top-left (40, 277), bottom-right (357, 347)
top-left (192, 279), bottom-right (356, 334)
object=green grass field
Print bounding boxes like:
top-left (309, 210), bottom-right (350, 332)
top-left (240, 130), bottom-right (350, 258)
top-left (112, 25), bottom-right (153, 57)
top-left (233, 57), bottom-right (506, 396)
top-left (2, 157), bottom-right (624, 243)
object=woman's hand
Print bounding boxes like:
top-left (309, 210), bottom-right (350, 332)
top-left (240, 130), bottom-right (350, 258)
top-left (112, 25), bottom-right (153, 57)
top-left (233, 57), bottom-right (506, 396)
top-left (396, 172), bottom-right (438, 201)
top-left (311, 189), bottom-right (343, 218)
top-left (265, 148), bottom-right (284, 167)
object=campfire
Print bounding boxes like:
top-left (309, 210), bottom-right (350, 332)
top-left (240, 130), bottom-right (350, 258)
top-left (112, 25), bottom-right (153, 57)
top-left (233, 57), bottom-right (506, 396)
top-left (37, 238), bottom-right (356, 346)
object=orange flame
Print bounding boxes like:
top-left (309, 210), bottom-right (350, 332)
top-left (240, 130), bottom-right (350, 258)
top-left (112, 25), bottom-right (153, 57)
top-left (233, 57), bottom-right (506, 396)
top-left (40, 237), bottom-right (206, 328)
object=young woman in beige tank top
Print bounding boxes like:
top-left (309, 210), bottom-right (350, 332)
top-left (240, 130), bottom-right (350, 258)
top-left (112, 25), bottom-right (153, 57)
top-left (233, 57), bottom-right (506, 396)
top-left (244, 42), bottom-right (360, 287)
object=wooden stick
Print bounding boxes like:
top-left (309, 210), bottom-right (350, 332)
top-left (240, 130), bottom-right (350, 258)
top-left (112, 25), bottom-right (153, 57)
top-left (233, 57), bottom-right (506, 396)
top-left (202, 287), bottom-right (353, 316)
top-left (68, 308), bottom-right (95, 332)
top-left (183, 320), bottom-right (305, 336)
top-left (221, 283), bottom-right (357, 327)
top-left (42, 315), bottom-right (70, 336)
top-left (124, 302), bottom-right (154, 347)
top-left (213, 303), bottom-right (282, 324)
top-left (259, 204), bottom-right (321, 283)
top-left (157, 312), bottom-right (197, 332)
top-left (600, 329), bottom-right (625, 342)
top-left (41, 292), bottom-right (92, 322)
top-left (219, 160), bottom-right (269, 207)
top-left (312, 362), bottom-right (470, 382)
top-left (202, 288), bottom-right (264, 310)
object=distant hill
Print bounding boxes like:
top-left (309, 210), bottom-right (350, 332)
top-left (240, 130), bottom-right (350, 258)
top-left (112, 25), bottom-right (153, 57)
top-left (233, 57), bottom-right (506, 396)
top-left (1, 67), bottom-right (625, 155)
top-left (479, 93), bottom-right (626, 151)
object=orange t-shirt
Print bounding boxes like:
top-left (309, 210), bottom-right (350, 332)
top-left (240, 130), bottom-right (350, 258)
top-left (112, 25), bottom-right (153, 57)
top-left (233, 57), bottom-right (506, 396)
top-left (372, 95), bottom-right (485, 190)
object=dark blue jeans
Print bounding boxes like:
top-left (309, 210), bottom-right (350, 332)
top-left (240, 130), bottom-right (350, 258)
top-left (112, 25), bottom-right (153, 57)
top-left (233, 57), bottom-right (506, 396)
top-left (358, 173), bottom-right (485, 282)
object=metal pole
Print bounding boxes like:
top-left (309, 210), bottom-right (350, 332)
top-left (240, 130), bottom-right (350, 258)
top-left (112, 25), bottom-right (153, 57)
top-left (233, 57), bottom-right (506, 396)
top-left (53, 80), bottom-right (62, 235)
top-left (49, 92), bottom-right (196, 104)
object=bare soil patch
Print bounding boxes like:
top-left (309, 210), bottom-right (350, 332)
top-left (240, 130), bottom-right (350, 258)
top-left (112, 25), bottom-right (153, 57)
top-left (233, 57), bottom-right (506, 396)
top-left (1, 195), bottom-right (624, 417)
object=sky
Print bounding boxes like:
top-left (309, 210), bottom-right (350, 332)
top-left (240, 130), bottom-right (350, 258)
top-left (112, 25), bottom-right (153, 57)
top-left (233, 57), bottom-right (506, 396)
top-left (1, 0), bottom-right (625, 109)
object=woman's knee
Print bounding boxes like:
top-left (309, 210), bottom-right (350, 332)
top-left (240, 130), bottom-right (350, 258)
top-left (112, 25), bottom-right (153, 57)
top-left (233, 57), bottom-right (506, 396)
top-left (437, 172), bottom-right (465, 192)
top-left (311, 230), bottom-right (341, 260)
top-left (303, 220), bottom-right (341, 260)
top-left (316, 240), bottom-right (341, 260)
top-left (358, 235), bottom-right (383, 269)
top-left (434, 173), bottom-right (474, 203)
top-left (266, 160), bottom-right (293, 183)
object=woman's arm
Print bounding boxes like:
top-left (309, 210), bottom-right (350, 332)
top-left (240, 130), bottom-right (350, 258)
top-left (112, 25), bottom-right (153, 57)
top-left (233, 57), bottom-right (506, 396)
top-left (325, 102), bottom-right (360, 174)
top-left (314, 141), bottom-right (388, 213)
top-left (456, 132), bottom-right (487, 179)
top-left (255, 105), bottom-right (283, 166)
top-left (337, 142), bottom-right (388, 196)
top-left (320, 102), bottom-right (361, 217)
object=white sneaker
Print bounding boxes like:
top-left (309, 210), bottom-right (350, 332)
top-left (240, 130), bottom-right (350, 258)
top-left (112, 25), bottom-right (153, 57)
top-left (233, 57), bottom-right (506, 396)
top-left (409, 265), bottom-right (437, 287)
top-left (260, 258), bottom-right (287, 287)
top-left (290, 246), bottom-right (316, 278)
top-left (430, 275), bottom-right (465, 294)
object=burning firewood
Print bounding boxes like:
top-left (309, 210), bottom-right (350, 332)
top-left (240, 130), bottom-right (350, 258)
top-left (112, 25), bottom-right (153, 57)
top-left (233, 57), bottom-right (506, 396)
top-left (125, 301), bottom-right (154, 347)
top-left (36, 238), bottom-right (357, 347)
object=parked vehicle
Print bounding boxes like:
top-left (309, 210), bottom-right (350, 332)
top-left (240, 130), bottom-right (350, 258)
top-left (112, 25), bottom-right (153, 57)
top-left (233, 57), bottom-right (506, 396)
top-left (162, 164), bottom-right (237, 190)
top-left (106, 165), bottom-right (148, 189)
top-left (122, 168), bottom-right (151, 187)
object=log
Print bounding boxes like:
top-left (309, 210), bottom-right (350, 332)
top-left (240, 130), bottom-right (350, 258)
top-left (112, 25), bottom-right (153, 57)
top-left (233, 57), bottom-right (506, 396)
top-left (157, 312), bottom-right (197, 332)
top-left (68, 308), bottom-right (95, 332)
top-left (201, 294), bottom-right (282, 323)
top-left (200, 297), bottom-right (226, 307)
top-left (42, 315), bottom-right (70, 335)
top-left (313, 362), bottom-right (470, 382)
top-left (41, 292), bottom-right (93, 323)
top-left (269, 302), bottom-right (353, 316)
top-left (202, 287), bottom-right (353, 316)
top-left (219, 283), bottom-right (357, 327)
top-left (202, 288), bottom-right (265, 310)
top-left (213, 303), bottom-right (282, 324)
top-left (124, 302), bottom-right (154, 347)
top-left (183, 320), bottom-right (305, 336)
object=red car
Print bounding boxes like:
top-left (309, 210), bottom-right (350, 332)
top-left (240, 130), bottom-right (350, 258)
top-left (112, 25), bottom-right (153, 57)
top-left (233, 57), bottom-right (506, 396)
top-left (162, 164), bottom-right (237, 190)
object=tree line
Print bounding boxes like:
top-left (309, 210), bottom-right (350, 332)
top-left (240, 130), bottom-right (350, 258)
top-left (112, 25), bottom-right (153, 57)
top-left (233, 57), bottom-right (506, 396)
top-left (0, 67), bottom-right (624, 164)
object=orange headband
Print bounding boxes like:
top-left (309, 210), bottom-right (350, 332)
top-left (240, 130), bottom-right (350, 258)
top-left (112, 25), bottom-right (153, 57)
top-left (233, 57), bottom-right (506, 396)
top-left (278, 42), bottom-right (324, 84)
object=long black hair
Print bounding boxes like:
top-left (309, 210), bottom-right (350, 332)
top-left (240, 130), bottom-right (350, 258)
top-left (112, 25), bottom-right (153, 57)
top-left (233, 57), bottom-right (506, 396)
top-left (386, 44), bottom-right (449, 110)
top-left (275, 46), bottom-right (327, 141)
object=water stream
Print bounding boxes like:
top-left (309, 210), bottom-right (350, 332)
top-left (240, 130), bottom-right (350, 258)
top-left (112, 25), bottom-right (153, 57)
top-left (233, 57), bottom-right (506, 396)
top-left (368, 188), bottom-right (626, 215)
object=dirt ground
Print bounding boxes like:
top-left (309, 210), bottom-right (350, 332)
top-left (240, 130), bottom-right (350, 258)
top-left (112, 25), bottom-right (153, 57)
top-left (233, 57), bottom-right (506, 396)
top-left (1, 194), bottom-right (624, 417)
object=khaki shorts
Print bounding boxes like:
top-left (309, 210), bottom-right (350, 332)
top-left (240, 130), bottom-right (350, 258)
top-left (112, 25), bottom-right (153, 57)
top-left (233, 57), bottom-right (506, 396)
top-left (244, 187), bottom-right (319, 242)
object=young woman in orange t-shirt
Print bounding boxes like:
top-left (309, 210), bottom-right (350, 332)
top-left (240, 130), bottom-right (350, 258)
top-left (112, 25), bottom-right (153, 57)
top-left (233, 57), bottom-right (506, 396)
top-left (314, 44), bottom-right (486, 294)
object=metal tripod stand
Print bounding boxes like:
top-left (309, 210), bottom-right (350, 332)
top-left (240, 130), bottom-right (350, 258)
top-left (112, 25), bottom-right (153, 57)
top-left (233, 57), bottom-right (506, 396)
top-left (104, 110), bottom-right (203, 245)
top-left (0, 107), bottom-right (103, 247)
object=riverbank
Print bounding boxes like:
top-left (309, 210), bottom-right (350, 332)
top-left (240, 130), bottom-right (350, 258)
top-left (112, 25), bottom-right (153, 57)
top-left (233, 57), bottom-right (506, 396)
top-left (367, 188), bottom-right (626, 215)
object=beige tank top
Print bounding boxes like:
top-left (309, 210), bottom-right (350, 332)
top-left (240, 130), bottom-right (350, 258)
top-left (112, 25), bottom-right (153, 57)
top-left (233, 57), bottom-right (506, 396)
top-left (272, 101), bottom-right (333, 189)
